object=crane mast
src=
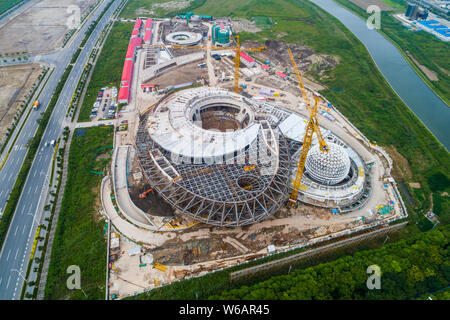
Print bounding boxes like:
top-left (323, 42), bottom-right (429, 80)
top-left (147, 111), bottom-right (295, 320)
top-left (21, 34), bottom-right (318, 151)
top-left (287, 48), bottom-right (329, 207)
top-left (143, 34), bottom-right (265, 93)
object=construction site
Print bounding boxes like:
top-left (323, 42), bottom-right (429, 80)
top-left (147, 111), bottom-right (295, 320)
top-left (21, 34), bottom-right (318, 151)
top-left (100, 13), bottom-right (408, 299)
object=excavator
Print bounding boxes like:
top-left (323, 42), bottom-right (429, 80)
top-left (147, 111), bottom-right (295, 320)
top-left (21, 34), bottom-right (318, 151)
top-left (287, 48), bottom-right (329, 207)
top-left (139, 188), bottom-right (154, 199)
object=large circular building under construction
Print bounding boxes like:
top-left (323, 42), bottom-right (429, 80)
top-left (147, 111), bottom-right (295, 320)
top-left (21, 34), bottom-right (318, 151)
top-left (136, 87), bottom-right (371, 227)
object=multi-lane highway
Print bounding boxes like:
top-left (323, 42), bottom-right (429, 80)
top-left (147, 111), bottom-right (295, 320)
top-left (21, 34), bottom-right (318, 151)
top-left (0, 0), bottom-right (122, 300)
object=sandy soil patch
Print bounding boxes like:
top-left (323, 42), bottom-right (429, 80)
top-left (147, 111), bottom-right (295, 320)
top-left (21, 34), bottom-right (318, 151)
top-left (135, 0), bottom-right (191, 16)
top-left (407, 52), bottom-right (439, 81)
top-left (143, 61), bottom-right (207, 88)
top-left (0, 64), bottom-right (42, 142)
top-left (409, 182), bottom-right (421, 189)
top-left (384, 145), bottom-right (413, 181)
top-left (232, 18), bottom-right (262, 34)
top-left (0, 0), bottom-right (97, 55)
top-left (249, 39), bottom-right (336, 89)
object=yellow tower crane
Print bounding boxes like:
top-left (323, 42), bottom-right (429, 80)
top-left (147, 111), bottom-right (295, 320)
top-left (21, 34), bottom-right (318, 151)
top-left (142, 35), bottom-right (265, 93)
top-left (287, 48), bottom-right (329, 207)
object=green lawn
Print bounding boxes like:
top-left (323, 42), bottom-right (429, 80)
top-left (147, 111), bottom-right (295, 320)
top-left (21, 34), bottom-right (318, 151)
top-left (78, 21), bottom-right (133, 122)
top-left (44, 126), bottom-right (113, 300)
top-left (120, 0), bottom-right (195, 19)
top-left (0, 0), bottom-right (23, 15)
top-left (379, 0), bottom-right (407, 10)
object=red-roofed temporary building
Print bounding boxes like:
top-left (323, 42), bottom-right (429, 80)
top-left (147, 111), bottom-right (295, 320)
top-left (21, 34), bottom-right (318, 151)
top-left (125, 37), bottom-right (142, 60)
top-left (131, 36), bottom-right (142, 47)
top-left (119, 60), bottom-right (134, 104)
top-left (232, 50), bottom-right (256, 68)
top-left (118, 85), bottom-right (130, 104)
top-left (125, 42), bottom-right (136, 60)
top-left (131, 29), bottom-right (140, 38)
top-left (261, 64), bottom-right (270, 70)
top-left (144, 29), bottom-right (152, 44)
top-left (275, 71), bottom-right (288, 80)
top-left (145, 18), bottom-right (152, 30)
top-left (121, 60), bottom-right (133, 83)
top-left (133, 19), bottom-right (142, 30)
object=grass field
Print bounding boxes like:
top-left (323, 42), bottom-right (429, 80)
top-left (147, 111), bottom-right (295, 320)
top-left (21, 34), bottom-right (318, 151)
top-left (379, 0), bottom-right (407, 10)
top-left (334, 0), bottom-right (450, 105)
top-left (78, 21), bottom-right (133, 122)
top-left (0, 0), bottom-right (23, 15)
top-left (44, 126), bottom-right (113, 300)
top-left (120, 0), bottom-right (194, 19)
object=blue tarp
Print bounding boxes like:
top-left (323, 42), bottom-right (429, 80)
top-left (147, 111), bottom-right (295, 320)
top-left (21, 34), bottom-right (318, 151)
top-left (419, 20), bottom-right (439, 25)
top-left (436, 29), bottom-right (450, 37)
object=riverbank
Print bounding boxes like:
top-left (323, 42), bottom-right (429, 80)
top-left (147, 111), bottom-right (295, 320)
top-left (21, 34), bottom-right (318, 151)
top-left (192, 0), bottom-right (450, 224)
top-left (332, 0), bottom-right (449, 106)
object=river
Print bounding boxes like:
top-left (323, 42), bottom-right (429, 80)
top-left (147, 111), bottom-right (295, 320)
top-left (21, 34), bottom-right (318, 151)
top-left (309, 0), bottom-right (450, 150)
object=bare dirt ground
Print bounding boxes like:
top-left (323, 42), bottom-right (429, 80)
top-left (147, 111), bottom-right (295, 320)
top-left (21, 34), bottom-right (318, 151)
top-left (0, 0), bottom-right (97, 55)
top-left (349, 0), bottom-right (394, 11)
top-left (144, 61), bottom-right (208, 88)
top-left (249, 39), bottom-right (336, 89)
top-left (407, 52), bottom-right (439, 81)
top-left (231, 18), bottom-right (262, 33)
top-left (128, 155), bottom-right (175, 217)
top-left (134, 0), bottom-right (192, 16)
top-left (384, 145), bottom-right (413, 181)
top-left (0, 63), bottom-right (41, 142)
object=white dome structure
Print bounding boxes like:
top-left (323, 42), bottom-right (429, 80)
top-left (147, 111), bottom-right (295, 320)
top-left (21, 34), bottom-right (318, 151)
top-left (305, 142), bottom-right (351, 185)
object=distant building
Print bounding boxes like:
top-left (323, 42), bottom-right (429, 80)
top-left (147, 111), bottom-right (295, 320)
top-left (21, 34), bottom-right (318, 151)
top-left (406, 4), bottom-right (418, 18)
top-left (405, 3), bottom-right (428, 20)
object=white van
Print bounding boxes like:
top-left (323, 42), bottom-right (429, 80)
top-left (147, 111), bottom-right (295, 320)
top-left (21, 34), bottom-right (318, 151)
top-left (50, 140), bottom-right (55, 146)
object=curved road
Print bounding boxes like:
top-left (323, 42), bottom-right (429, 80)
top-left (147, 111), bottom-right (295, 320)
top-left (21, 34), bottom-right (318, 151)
top-left (0, 0), bottom-right (122, 300)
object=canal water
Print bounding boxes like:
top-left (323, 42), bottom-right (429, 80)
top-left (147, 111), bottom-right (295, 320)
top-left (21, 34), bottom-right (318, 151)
top-left (309, 0), bottom-right (450, 150)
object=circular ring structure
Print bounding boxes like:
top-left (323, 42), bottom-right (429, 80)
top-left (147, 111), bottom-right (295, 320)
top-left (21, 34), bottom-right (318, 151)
top-left (165, 31), bottom-right (203, 46)
top-left (136, 87), bottom-right (292, 227)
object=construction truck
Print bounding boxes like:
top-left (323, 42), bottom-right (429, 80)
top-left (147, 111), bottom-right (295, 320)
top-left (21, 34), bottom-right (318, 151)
top-left (33, 100), bottom-right (40, 110)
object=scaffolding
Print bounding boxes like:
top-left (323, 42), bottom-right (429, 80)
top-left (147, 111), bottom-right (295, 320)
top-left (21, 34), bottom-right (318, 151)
top-left (135, 90), bottom-right (292, 227)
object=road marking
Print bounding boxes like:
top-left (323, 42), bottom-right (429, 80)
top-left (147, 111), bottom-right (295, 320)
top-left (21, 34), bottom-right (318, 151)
top-left (0, 190), bottom-right (3, 197)
top-left (33, 170), bottom-right (37, 178)
top-left (15, 249), bottom-right (19, 260)
top-left (6, 249), bottom-right (11, 261)
top-left (22, 224), bottom-right (26, 234)
top-left (6, 276), bottom-right (11, 289)
top-left (14, 225), bottom-right (18, 236)
top-left (35, 185), bottom-right (39, 194)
